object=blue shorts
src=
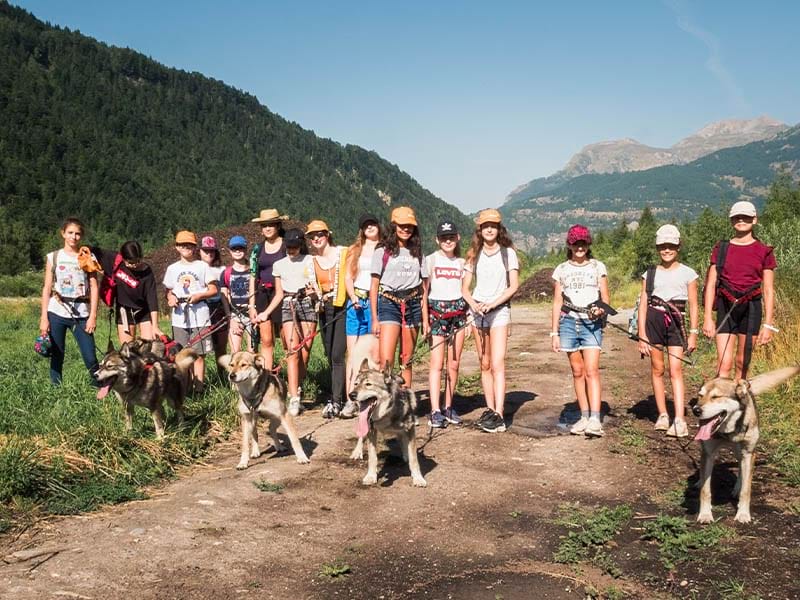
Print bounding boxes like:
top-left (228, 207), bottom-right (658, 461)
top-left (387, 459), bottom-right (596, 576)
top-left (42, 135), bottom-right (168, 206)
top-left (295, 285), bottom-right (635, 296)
top-left (558, 314), bottom-right (603, 352)
top-left (378, 295), bottom-right (422, 328)
top-left (345, 298), bottom-right (373, 336)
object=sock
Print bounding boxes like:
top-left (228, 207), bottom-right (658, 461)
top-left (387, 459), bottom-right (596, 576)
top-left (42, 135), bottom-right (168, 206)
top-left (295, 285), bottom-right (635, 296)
top-left (590, 411), bottom-right (601, 421)
top-left (581, 410), bottom-right (590, 420)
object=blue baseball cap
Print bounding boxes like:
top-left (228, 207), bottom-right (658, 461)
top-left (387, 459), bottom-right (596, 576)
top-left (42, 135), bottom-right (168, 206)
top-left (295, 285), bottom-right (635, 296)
top-left (228, 235), bottom-right (247, 249)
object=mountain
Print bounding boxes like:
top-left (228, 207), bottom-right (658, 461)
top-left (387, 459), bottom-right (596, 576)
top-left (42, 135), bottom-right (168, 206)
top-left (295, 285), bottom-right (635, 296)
top-left (0, 4), bottom-right (472, 274)
top-left (501, 124), bottom-right (800, 251)
top-left (505, 117), bottom-right (788, 213)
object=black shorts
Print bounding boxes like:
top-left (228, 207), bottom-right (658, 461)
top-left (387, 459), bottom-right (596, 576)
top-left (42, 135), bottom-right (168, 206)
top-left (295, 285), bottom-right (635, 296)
top-left (716, 296), bottom-right (762, 335)
top-left (644, 308), bottom-right (684, 348)
top-left (116, 305), bottom-right (150, 327)
top-left (255, 286), bottom-right (282, 326)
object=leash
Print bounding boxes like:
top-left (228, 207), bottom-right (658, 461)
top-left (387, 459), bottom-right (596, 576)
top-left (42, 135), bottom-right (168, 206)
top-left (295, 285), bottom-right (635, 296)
top-left (270, 299), bottom-right (349, 373)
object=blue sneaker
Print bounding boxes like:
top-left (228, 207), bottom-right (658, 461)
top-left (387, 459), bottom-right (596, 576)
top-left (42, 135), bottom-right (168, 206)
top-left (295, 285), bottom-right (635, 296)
top-left (443, 407), bottom-right (462, 425)
top-left (428, 411), bottom-right (447, 429)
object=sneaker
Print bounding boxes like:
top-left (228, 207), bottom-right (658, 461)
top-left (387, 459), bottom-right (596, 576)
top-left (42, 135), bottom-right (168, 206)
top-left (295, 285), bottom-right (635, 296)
top-left (476, 408), bottom-right (495, 425)
top-left (322, 400), bottom-right (342, 419)
top-left (288, 396), bottom-right (302, 417)
top-left (429, 411), bottom-right (447, 429)
top-left (339, 399), bottom-right (358, 419)
top-left (570, 416), bottom-right (589, 435)
top-left (479, 412), bottom-right (506, 433)
top-left (665, 419), bottom-right (689, 438)
top-left (654, 413), bottom-right (670, 431)
top-left (584, 417), bottom-right (605, 437)
top-left (443, 407), bottom-right (462, 425)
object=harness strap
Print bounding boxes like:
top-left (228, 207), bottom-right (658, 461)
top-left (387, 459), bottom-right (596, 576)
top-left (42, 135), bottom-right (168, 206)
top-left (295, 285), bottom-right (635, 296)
top-left (648, 295), bottom-right (689, 351)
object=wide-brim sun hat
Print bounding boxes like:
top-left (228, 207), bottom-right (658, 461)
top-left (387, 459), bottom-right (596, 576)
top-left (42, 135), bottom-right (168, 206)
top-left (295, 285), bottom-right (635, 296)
top-left (475, 208), bottom-right (502, 226)
top-left (175, 230), bottom-right (197, 245)
top-left (390, 206), bottom-right (418, 227)
top-left (306, 220), bottom-right (331, 235)
top-left (655, 224), bottom-right (681, 246)
top-left (252, 208), bottom-right (289, 223)
top-left (566, 224), bottom-right (592, 245)
top-left (729, 200), bottom-right (757, 218)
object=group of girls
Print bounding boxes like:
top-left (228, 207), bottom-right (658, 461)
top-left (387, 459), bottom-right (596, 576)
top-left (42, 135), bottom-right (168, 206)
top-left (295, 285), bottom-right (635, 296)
top-left (551, 199), bottom-right (776, 439)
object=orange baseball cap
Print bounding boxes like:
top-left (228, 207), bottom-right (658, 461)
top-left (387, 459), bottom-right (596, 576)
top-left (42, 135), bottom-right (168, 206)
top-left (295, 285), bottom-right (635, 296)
top-left (390, 206), bottom-right (418, 226)
top-left (175, 230), bottom-right (197, 245)
top-left (305, 220), bottom-right (331, 235)
top-left (475, 208), bottom-right (502, 226)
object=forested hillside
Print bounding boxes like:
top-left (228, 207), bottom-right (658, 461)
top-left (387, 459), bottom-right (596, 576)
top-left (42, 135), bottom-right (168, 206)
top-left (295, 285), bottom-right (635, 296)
top-left (502, 125), bottom-right (800, 252)
top-left (0, 3), bottom-right (471, 274)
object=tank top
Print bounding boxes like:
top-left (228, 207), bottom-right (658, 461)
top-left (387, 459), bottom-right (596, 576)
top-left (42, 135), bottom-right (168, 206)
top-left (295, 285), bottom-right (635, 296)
top-left (353, 251), bottom-right (373, 290)
top-left (257, 243), bottom-right (286, 287)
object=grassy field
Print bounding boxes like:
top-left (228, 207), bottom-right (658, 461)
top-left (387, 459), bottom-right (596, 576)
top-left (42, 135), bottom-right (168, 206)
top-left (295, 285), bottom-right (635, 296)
top-left (0, 299), bottom-right (331, 532)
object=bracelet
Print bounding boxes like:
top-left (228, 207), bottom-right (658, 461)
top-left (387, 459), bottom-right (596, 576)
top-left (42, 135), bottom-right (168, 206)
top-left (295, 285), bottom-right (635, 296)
top-left (762, 324), bottom-right (779, 333)
top-left (689, 328), bottom-right (699, 334)
top-left (549, 332), bottom-right (559, 338)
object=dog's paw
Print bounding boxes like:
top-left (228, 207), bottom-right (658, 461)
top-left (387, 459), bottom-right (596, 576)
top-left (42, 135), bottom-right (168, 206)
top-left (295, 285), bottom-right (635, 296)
top-left (412, 476), bottom-right (427, 488)
top-left (362, 473), bottom-right (378, 486)
top-left (734, 510), bottom-right (752, 524)
top-left (295, 454), bottom-right (310, 464)
top-left (696, 512), bottom-right (714, 524)
top-left (349, 448), bottom-right (364, 461)
top-left (236, 461), bottom-right (249, 470)
top-left (250, 447), bottom-right (261, 459)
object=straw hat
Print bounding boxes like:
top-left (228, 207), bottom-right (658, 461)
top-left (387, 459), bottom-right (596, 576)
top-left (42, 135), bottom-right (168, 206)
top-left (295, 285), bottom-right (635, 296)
top-left (251, 208), bottom-right (288, 223)
top-left (475, 208), bottom-right (502, 226)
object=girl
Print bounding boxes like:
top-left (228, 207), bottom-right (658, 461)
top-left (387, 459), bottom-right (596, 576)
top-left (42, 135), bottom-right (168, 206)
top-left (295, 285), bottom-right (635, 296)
top-left (39, 217), bottom-right (100, 386)
top-left (551, 224), bottom-right (609, 438)
top-left (268, 228), bottom-right (318, 417)
top-left (702, 200), bottom-right (777, 379)
top-left (306, 220), bottom-right (350, 419)
top-left (370, 206), bottom-right (428, 388)
top-left (94, 240), bottom-right (162, 344)
top-left (462, 209), bottom-right (519, 433)
top-left (425, 219), bottom-right (467, 428)
top-left (199, 236), bottom-right (229, 366)
top-left (248, 209), bottom-right (288, 369)
top-left (222, 235), bottom-right (256, 354)
top-left (344, 214), bottom-right (381, 398)
top-left (636, 225), bottom-right (699, 438)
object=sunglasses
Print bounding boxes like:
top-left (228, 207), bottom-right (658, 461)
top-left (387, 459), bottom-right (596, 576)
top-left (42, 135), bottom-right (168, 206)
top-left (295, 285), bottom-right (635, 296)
top-left (176, 243), bottom-right (196, 249)
top-left (306, 231), bottom-right (327, 240)
top-left (656, 244), bottom-right (679, 251)
top-left (731, 215), bottom-right (755, 223)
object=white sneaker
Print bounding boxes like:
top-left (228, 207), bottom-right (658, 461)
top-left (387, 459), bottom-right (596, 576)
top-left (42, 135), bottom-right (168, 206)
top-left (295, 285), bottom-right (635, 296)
top-left (585, 417), bottom-right (605, 437)
top-left (288, 396), bottom-right (302, 417)
top-left (665, 419), bottom-right (689, 438)
top-left (570, 417), bottom-right (589, 435)
top-left (654, 413), bottom-right (670, 431)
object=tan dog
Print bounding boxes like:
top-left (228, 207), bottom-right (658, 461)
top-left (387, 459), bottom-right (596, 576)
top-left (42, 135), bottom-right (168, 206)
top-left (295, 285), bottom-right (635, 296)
top-left (692, 366), bottom-right (799, 524)
top-left (219, 351), bottom-right (310, 469)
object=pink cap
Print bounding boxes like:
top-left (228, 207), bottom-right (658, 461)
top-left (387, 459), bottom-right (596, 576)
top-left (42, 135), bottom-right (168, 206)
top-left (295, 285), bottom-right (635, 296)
top-left (566, 225), bottom-right (592, 245)
top-left (200, 236), bottom-right (217, 250)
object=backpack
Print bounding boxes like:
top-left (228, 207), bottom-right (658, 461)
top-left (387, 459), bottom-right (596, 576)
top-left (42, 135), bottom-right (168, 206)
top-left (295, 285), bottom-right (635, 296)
top-left (628, 266), bottom-right (656, 339)
top-left (99, 253), bottom-right (124, 306)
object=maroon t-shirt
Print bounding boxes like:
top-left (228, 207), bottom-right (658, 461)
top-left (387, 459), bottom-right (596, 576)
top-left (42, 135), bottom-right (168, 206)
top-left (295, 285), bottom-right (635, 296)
top-left (710, 240), bottom-right (776, 292)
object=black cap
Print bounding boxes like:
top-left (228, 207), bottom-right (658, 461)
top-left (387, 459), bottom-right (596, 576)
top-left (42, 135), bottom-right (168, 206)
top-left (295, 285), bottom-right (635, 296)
top-left (436, 220), bottom-right (458, 237)
top-left (284, 228), bottom-right (304, 247)
top-left (358, 214), bottom-right (379, 230)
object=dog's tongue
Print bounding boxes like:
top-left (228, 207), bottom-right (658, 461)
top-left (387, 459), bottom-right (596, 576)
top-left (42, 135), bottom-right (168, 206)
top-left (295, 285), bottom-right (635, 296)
top-left (96, 384), bottom-right (111, 400)
top-left (356, 402), bottom-right (371, 438)
top-left (694, 415), bottom-right (722, 441)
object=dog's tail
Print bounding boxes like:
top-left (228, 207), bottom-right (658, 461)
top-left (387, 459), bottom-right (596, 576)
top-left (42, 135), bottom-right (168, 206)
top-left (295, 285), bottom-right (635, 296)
top-left (174, 348), bottom-right (199, 372)
top-left (749, 365), bottom-right (800, 396)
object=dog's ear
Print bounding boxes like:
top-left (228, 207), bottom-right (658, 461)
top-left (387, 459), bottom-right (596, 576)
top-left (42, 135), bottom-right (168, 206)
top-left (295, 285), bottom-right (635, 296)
top-left (254, 354), bottom-right (267, 371)
top-left (359, 358), bottom-right (371, 373)
top-left (120, 342), bottom-right (132, 358)
top-left (218, 354), bottom-right (232, 372)
top-left (382, 362), bottom-right (393, 382)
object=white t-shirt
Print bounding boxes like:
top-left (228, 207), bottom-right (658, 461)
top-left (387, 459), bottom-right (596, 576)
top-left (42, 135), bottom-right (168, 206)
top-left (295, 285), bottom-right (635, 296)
top-left (272, 254), bottom-right (315, 294)
top-left (552, 259), bottom-right (608, 316)
top-left (353, 249), bottom-right (375, 291)
top-left (163, 260), bottom-right (215, 328)
top-left (425, 252), bottom-right (465, 301)
top-left (641, 264), bottom-right (698, 301)
top-left (465, 247), bottom-right (519, 303)
top-left (370, 247), bottom-right (428, 291)
top-left (47, 250), bottom-right (91, 318)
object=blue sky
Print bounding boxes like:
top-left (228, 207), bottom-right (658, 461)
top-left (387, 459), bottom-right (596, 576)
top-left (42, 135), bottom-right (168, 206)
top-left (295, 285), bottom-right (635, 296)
top-left (14, 0), bottom-right (800, 213)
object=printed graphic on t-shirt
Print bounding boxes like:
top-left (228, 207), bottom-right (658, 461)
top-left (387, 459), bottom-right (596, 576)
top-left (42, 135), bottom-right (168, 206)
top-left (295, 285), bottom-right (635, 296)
top-left (229, 271), bottom-right (249, 303)
top-left (434, 266), bottom-right (461, 279)
top-left (115, 270), bottom-right (139, 288)
top-left (56, 263), bottom-right (86, 298)
top-left (176, 272), bottom-right (202, 298)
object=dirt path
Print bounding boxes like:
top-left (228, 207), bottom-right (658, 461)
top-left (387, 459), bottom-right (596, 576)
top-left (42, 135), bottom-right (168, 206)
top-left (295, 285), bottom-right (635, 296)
top-left (2, 306), bottom-right (798, 599)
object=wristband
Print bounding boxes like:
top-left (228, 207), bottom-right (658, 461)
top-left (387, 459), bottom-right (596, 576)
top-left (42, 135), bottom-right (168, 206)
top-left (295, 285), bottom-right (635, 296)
top-left (762, 324), bottom-right (779, 333)
top-left (549, 331), bottom-right (559, 338)
top-left (689, 328), bottom-right (699, 334)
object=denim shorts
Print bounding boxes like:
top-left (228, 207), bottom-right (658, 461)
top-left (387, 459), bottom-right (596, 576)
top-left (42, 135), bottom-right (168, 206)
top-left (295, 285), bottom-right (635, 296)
top-left (378, 295), bottom-right (422, 328)
top-left (558, 314), bottom-right (603, 352)
top-left (346, 297), bottom-right (373, 336)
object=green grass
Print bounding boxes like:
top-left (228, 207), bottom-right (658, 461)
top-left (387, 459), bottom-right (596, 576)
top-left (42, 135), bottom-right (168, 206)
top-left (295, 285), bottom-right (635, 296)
top-left (0, 299), bottom-right (330, 529)
top-left (553, 503), bottom-right (633, 569)
top-left (640, 514), bottom-right (735, 570)
top-left (252, 479), bottom-right (284, 494)
top-left (319, 562), bottom-right (351, 578)
top-left (712, 578), bottom-right (761, 600)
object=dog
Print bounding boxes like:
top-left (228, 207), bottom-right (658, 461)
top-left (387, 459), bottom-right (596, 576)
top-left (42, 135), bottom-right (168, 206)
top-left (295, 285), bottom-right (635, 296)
top-left (96, 342), bottom-right (197, 438)
top-left (341, 334), bottom-right (379, 420)
top-left (349, 359), bottom-right (426, 487)
top-left (219, 351), bottom-right (310, 469)
top-left (692, 365), bottom-right (799, 524)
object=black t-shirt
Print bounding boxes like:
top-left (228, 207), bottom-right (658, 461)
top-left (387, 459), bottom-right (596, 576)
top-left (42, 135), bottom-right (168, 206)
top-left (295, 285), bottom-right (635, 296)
top-left (95, 247), bottom-right (159, 312)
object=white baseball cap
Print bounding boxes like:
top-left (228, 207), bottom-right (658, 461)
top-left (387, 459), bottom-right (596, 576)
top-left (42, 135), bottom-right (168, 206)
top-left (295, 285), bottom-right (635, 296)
top-left (655, 224), bottom-right (681, 246)
top-left (728, 200), bottom-right (757, 218)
